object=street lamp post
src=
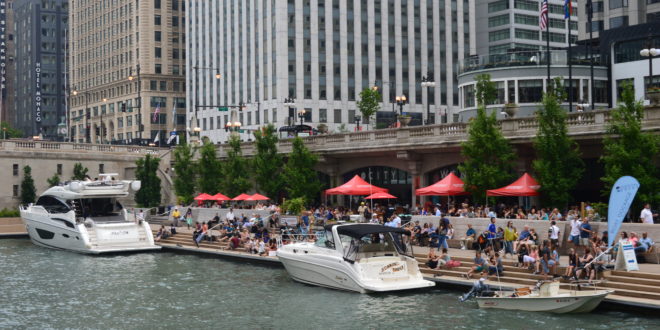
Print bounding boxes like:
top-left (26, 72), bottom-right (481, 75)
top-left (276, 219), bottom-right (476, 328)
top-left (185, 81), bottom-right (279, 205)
top-left (100, 97), bottom-right (107, 144)
top-left (395, 95), bottom-right (407, 115)
top-left (355, 114), bottom-right (361, 132)
top-left (72, 88), bottom-right (91, 143)
top-left (128, 64), bottom-right (142, 142)
top-left (284, 97), bottom-right (295, 126)
top-left (2, 127), bottom-right (6, 140)
top-left (640, 37), bottom-right (659, 99)
top-left (298, 109), bottom-right (306, 135)
top-left (421, 73), bottom-right (436, 125)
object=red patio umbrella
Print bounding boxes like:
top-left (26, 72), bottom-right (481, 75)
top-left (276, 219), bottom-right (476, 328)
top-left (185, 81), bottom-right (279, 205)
top-left (231, 193), bottom-right (252, 201)
top-left (194, 193), bottom-right (214, 201)
top-left (246, 193), bottom-right (269, 201)
top-left (416, 172), bottom-right (469, 196)
top-left (364, 192), bottom-right (398, 199)
top-left (325, 175), bottom-right (388, 195)
top-left (211, 193), bottom-right (231, 201)
top-left (487, 173), bottom-right (541, 196)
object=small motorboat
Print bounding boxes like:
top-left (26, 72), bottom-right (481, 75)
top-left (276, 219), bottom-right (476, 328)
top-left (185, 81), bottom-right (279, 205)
top-left (462, 279), bottom-right (612, 313)
top-left (277, 223), bottom-right (435, 293)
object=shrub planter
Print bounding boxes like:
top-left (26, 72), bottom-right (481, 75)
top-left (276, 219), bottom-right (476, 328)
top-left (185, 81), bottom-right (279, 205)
top-left (503, 104), bottom-right (519, 118)
top-left (648, 90), bottom-right (660, 106)
top-left (398, 115), bottom-right (412, 127)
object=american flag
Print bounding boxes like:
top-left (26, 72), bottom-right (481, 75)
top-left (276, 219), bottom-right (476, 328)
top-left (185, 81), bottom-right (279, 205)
top-left (152, 102), bottom-right (161, 123)
top-left (540, 0), bottom-right (548, 30)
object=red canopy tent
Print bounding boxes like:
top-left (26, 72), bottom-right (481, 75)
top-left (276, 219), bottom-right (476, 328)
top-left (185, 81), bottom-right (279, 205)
top-left (487, 173), bottom-right (540, 196)
top-left (211, 193), bottom-right (231, 201)
top-left (415, 172), bottom-right (469, 196)
top-left (231, 193), bottom-right (252, 201)
top-left (194, 193), bottom-right (214, 201)
top-left (365, 192), bottom-right (397, 199)
top-left (325, 175), bottom-right (388, 195)
top-left (246, 193), bottom-right (269, 201)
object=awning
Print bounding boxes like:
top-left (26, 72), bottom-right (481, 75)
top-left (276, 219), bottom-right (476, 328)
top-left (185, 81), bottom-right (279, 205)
top-left (245, 193), bottom-right (269, 201)
top-left (325, 175), bottom-right (388, 195)
top-left (415, 172), bottom-right (469, 196)
top-left (231, 193), bottom-right (252, 201)
top-left (487, 173), bottom-right (541, 197)
top-left (194, 193), bottom-right (214, 201)
top-left (325, 223), bottom-right (407, 238)
top-left (364, 192), bottom-right (398, 199)
top-left (211, 193), bottom-right (231, 201)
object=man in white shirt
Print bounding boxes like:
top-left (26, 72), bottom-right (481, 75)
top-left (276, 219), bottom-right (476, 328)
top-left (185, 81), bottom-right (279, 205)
top-left (434, 205), bottom-right (442, 217)
top-left (548, 221), bottom-right (561, 247)
top-left (569, 217), bottom-right (582, 246)
top-left (386, 214), bottom-right (401, 228)
top-left (226, 208), bottom-right (236, 223)
top-left (640, 204), bottom-right (657, 224)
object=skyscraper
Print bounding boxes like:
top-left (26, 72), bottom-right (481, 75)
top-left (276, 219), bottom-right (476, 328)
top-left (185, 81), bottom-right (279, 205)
top-left (13, 0), bottom-right (68, 139)
top-left (578, 0), bottom-right (660, 40)
top-left (0, 0), bottom-right (16, 126)
top-left (187, 0), bottom-right (475, 143)
top-left (68, 0), bottom-right (186, 144)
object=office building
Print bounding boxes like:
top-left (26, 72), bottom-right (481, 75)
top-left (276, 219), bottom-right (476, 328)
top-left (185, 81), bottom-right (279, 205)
top-left (68, 0), bottom-right (186, 144)
top-left (13, 0), bottom-right (67, 139)
top-left (187, 0), bottom-right (475, 143)
top-left (578, 0), bottom-right (660, 40)
top-left (0, 0), bottom-right (15, 125)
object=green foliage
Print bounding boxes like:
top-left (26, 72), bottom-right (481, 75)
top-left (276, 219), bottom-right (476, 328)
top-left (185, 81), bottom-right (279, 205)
top-left (197, 141), bottom-right (223, 195)
top-left (282, 197), bottom-right (306, 215)
top-left (20, 166), bottom-right (36, 204)
top-left (220, 136), bottom-right (252, 197)
top-left (47, 173), bottom-right (61, 187)
top-left (72, 163), bottom-right (88, 181)
top-left (533, 78), bottom-right (584, 208)
top-left (253, 125), bottom-right (284, 202)
top-left (173, 143), bottom-right (197, 205)
top-left (601, 82), bottom-right (660, 209)
top-left (0, 122), bottom-right (23, 139)
top-left (135, 154), bottom-right (162, 207)
top-left (458, 107), bottom-right (515, 205)
top-left (0, 208), bottom-right (20, 217)
top-left (282, 137), bottom-right (323, 202)
top-left (357, 87), bottom-right (381, 124)
top-left (475, 74), bottom-right (498, 107)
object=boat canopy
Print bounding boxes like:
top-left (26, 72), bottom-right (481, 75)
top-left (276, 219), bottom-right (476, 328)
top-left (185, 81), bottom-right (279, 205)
top-left (325, 224), bottom-right (408, 238)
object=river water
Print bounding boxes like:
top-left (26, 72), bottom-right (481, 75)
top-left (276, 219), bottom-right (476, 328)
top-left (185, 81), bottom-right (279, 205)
top-left (0, 239), bottom-right (656, 329)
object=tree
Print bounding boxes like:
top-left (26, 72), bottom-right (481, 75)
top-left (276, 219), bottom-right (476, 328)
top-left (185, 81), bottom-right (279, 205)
top-left (253, 124), bottom-right (284, 201)
top-left (220, 136), bottom-right (252, 197)
top-left (0, 122), bottom-right (23, 139)
top-left (135, 154), bottom-right (162, 207)
top-left (282, 137), bottom-right (323, 202)
top-left (458, 74), bottom-right (515, 205)
top-left (47, 173), bottom-right (61, 187)
top-left (197, 141), bottom-right (223, 195)
top-left (173, 143), bottom-right (197, 205)
top-left (475, 74), bottom-right (498, 107)
top-left (533, 78), bottom-right (585, 208)
top-left (20, 166), bottom-right (36, 204)
top-left (356, 87), bottom-right (381, 128)
top-left (72, 162), bottom-right (88, 180)
top-left (601, 82), bottom-right (660, 210)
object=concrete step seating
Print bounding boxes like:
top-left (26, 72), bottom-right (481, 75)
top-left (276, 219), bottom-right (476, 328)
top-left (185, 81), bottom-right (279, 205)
top-left (154, 231), bottom-right (250, 253)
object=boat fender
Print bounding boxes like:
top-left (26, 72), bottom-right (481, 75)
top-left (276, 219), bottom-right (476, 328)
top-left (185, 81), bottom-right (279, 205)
top-left (130, 181), bottom-right (142, 191)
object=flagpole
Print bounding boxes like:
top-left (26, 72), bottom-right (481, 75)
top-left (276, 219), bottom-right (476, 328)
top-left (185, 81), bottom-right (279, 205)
top-left (566, 1), bottom-right (573, 112)
top-left (545, 1), bottom-right (550, 90)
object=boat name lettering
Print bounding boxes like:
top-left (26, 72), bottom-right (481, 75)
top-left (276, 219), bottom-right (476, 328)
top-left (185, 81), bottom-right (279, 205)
top-left (380, 262), bottom-right (403, 273)
top-left (110, 230), bottom-right (129, 236)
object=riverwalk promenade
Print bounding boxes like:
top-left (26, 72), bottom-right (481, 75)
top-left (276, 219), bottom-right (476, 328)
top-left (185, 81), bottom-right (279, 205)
top-left (3, 216), bottom-right (659, 311)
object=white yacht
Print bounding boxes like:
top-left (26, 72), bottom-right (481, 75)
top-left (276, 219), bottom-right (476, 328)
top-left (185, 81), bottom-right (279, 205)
top-left (19, 174), bottom-right (160, 254)
top-left (277, 223), bottom-right (435, 293)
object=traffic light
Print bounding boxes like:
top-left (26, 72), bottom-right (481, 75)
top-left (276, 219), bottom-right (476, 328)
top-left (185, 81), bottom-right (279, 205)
top-left (86, 110), bottom-right (91, 119)
top-left (121, 103), bottom-right (127, 112)
top-left (95, 127), bottom-right (100, 136)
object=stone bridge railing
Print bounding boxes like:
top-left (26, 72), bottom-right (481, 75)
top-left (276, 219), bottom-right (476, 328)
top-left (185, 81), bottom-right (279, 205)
top-left (0, 140), bottom-right (166, 157)
top-left (218, 106), bottom-right (660, 157)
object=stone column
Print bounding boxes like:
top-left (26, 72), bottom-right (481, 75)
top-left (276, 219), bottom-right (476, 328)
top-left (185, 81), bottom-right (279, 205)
top-left (407, 161), bottom-right (422, 211)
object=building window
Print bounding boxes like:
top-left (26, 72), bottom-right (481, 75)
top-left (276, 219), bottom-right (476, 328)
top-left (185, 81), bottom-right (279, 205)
top-left (13, 164), bottom-right (18, 176)
top-left (514, 0), bottom-right (538, 11)
top-left (609, 0), bottom-right (628, 9)
top-left (609, 16), bottom-right (628, 29)
top-left (648, 11), bottom-right (660, 22)
top-left (155, 15), bottom-right (161, 25)
top-left (155, 31), bottom-right (162, 42)
top-left (593, 1), bottom-right (604, 12)
top-left (489, 14), bottom-right (510, 27)
top-left (488, 0), bottom-right (509, 12)
top-left (160, 81), bottom-right (167, 91)
top-left (172, 16), bottom-right (179, 27)
top-left (594, 80), bottom-right (608, 103)
top-left (515, 28), bottom-right (539, 41)
top-left (489, 29), bottom-right (510, 42)
top-left (463, 85), bottom-right (475, 108)
top-left (172, 0), bottom-right (179, 10)
top-left (57, 164), bottom-right (62, 175)
top-left (518, 79), bottom-right (543, 103)
top-left (348, 110), bottom-right (356, 123)
top-left (155, 64), bottom-right (162, 74)
top-left (155, 0), bottom-right (161, 9)
top-left (319, 109), bottom-right (327, 123)
top-left (13, 185), bottom-right (18, 197)
top-left (99, 164), bottom-right (104, 174)
top-left (272, 109), bottom-right (277, 123)
top-left (155, 48), bottom-right (162, 58)
top-left (334, 109), bottom-right (342, 123)
top-left (264, 110), bottom-right (269, 123)
top-left (586, 21), bottom-right (604, 33)
top-left (150, 80), bottom-right (158, 90)
top-left (616, 79), bottom-right (634, 100)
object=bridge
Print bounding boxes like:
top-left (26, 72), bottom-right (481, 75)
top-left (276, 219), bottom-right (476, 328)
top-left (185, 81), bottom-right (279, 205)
top-left (218, 106), bottom-right (660, 206)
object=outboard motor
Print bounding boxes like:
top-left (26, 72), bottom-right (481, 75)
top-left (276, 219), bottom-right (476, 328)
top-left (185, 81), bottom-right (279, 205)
top-left (460, 278), bottom-right (489, 302)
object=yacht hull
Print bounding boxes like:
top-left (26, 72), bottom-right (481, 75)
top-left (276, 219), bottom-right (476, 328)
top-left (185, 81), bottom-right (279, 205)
top-left (476, 290), bottom-right (612, 313)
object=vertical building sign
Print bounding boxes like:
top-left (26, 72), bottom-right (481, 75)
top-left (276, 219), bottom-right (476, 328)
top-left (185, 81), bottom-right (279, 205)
top-left (35, 62), bottom-right (41, 123)
top-left (0, 0), bottom-right (6, 98)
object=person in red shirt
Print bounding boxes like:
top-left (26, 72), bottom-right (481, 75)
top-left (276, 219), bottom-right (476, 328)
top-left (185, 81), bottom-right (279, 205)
top-left (229, 234), bottom-right (241, 250)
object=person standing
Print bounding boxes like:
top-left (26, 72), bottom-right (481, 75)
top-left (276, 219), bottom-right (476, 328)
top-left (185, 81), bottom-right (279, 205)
top-left (171, 207), bottom-right (181, 227)
top-left (569, 216), bottom-right (582, 247)
top-left (503, 221), bottom-right (517, 257)
top-left (579, 218), bottom-right (593, 247)
top-left (487, 217), bottom-right (497, 248)
top-left (640, 204), bottom-right (657, 224)
top-left (226, 207), bottom-right (236, 224)
top-left (136, 209), bottom-right (145, 224)
top-left (548, 220), bottom-right (561, 247)
top-left (434, 205), bottom-right (442, 217)
top-left (185, 208), bottom-right (193, 229)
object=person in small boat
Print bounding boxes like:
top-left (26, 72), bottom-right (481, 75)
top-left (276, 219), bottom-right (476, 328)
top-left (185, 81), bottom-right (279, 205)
top-left (564, 248), bottom-right (578, 279)
top-left (426, 249), bottom-right (441, 269)
top-left (466, 250), bottom-right (487, 279)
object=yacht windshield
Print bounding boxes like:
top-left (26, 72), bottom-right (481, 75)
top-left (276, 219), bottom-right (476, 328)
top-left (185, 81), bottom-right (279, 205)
top-left (340, 232), bottom-right (412, 262)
